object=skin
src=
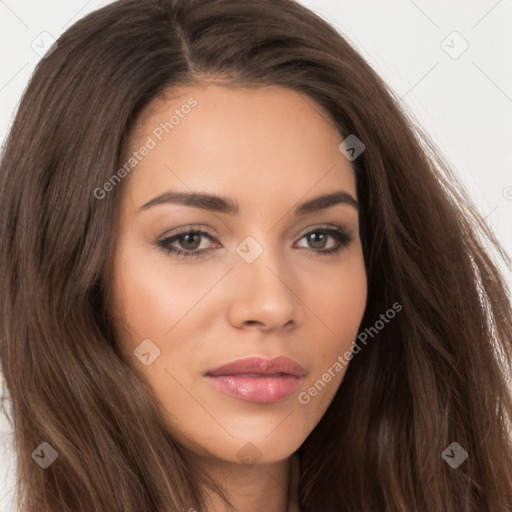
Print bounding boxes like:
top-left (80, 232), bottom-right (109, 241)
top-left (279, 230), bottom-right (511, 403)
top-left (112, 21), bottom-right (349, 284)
top-left (109, 83), bottom-right (367, 512)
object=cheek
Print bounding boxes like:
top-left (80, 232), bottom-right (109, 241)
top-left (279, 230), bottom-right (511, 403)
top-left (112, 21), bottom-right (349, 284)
top-left (295, 254), bottom-right (367, 411)
top-left (109, 247), bottom-right (230, 398)
top-left (111, 249), bottom-right (216, 345)
top-left (305, 250), bottom-right (367, 351)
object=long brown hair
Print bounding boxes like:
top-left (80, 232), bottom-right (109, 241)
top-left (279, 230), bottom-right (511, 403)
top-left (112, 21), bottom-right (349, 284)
top-left (1, 0), bottom-right (511, 510)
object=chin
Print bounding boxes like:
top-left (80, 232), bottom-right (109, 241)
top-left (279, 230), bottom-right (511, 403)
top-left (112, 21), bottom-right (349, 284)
top-left (185, 428), bottom-right (306, 466)
top-left (222, 428), bottom-right (307, 466)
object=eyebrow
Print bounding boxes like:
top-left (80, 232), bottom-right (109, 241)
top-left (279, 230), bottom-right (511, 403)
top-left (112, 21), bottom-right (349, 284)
top-left (139, 189), bottom-right (358, 216)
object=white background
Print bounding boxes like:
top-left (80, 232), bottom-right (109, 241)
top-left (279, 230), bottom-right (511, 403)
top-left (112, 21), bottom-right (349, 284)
top-left (1, 1), bottom-right (511, 509)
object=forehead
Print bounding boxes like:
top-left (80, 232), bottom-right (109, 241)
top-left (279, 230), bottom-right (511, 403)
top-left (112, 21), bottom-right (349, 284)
top-left (121, 84), bottom-right (357, 214)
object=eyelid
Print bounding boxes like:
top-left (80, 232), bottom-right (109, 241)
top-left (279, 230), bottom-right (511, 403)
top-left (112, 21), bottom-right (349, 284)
top-left (161, 224), bottom-right (216, 237)
top-left (294, 223), bottom-right (344, 239)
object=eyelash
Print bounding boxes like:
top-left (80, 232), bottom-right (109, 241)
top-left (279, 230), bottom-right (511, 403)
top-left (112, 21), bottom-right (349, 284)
top-left (155, 225), bottom-right (354, 259)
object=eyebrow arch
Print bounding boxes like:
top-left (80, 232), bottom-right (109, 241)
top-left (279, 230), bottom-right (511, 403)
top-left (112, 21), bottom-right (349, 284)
top-left (139, 189), bottom-right (358, 215)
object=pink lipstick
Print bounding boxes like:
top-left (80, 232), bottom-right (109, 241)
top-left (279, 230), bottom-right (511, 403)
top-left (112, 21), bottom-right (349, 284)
top-left (205, 356), bottom-right (305, 404)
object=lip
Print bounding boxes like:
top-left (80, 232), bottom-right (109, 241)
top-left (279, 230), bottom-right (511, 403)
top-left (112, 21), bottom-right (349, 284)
top-left (205, 356), bottom-right (306, 404)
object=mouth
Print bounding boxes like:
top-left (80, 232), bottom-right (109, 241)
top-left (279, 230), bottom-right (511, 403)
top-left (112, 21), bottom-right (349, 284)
top-left (205, 356), bottom-right (305, 404)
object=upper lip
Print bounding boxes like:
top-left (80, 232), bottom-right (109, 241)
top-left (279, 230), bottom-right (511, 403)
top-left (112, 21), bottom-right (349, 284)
top-left (205, 356), bottom-right (306, 378)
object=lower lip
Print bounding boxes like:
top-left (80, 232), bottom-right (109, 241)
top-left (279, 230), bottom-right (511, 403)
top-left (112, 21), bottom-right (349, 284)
top-left (206, 375), bottom-right (303, 403)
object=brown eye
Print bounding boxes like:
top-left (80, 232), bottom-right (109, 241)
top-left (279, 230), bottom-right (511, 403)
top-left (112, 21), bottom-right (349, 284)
top-left (296, 227), bottom-right (353, 255)
top-left (157, 230), bottom-right (218, 258)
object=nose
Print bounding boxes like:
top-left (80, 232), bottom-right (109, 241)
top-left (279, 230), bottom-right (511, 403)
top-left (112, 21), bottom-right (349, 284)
top-left (226, 246), bottom-right (304, 332)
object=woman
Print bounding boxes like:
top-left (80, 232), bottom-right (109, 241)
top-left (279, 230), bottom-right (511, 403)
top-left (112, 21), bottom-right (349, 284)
top-left (1, 0), bottom-right (511, 510)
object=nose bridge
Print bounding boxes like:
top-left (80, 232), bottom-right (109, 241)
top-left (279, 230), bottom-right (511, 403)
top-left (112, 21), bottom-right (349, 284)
top-left (235, 230), bottom-right (287, 284)
top-left (227, 232), bottom-right (302, 329)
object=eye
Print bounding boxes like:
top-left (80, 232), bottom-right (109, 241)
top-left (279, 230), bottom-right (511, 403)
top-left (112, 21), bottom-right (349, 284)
top-left (294, 226), bottom-right (354, 255)
top-left (156, 225), bottom-right (354, 259)
top-left (156, 228), bottom-right (218, 258)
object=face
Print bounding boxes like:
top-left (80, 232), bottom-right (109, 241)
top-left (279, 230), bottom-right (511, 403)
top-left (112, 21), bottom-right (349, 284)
top-left (109, 84), bottom-right (367, 466)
